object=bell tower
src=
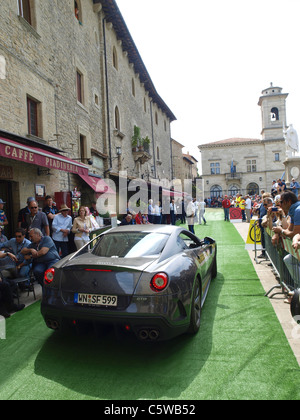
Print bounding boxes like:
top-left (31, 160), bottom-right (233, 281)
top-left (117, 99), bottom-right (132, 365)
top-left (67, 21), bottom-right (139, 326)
top-left (258, 83), bottom-right (288, 140)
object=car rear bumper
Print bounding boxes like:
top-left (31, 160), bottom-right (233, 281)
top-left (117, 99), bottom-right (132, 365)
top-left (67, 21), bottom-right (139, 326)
top-left (41, 301), bottom-right (189, 341)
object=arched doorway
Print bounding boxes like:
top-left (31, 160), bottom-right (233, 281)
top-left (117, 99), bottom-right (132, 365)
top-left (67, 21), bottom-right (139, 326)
top-left (228, 184), bottom-right (240, 196)
top-left (210, 185), bottom-right (222, 198)
top-left (247, 183), bottom-right (259, 196)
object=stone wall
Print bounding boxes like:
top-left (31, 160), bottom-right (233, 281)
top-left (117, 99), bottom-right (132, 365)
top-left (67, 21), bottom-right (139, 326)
top-left (0, 0), bottom-right (173, 191)
top-left (0, 0), bottom-right (177, 231)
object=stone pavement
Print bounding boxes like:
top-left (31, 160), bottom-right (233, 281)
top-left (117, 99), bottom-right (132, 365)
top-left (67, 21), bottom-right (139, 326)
top-left (233, 220), bottom-right (300, 366)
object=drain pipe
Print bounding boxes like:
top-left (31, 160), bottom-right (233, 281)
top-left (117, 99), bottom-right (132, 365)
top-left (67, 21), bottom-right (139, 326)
top-left (102, 18), bottom-right (112, 169)
top-left (150, 99), bottom-right (156, 179)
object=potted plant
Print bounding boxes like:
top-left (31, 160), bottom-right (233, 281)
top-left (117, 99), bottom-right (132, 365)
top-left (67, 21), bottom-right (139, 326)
top-left (142, 136), bottom-right (151, 152)
top-left (132, 125), bottom-right (141, 151)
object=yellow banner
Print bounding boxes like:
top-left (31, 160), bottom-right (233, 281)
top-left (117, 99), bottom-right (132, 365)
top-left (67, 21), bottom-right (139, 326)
top-left (245, 219), bottom-right (262, 250)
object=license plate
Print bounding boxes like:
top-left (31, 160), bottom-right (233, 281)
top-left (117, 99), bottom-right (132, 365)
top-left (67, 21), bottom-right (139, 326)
top-left (74, 293), bottom-right (118, 307)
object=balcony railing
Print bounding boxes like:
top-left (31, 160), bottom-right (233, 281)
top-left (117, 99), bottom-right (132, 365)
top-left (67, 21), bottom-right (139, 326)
top-left (132, 145), bottom-right (152, 164)
top-left (225, 172), bottom-right (242, 181)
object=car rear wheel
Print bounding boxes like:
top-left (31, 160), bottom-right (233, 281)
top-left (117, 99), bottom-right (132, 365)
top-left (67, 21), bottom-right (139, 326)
top-left (188, 278), bottom-right (202, 334)
top-left (211, 255), bottom-right (217, 279)
top-left (211, 246), bottom-right (217, 279)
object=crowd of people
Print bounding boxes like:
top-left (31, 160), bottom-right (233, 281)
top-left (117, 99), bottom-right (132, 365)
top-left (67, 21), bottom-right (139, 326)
top-left (217, 178), bottom-right (300, 304)
top-left (123, 197), bottom-right (207, 234)
top-left (2, 178), bottom-right (300, 317)
top-left (214, 178), bottom-right (300, 225)
top-left (218, 192), bottom-right (268, 223)
top-left (0, 195), bottom-right (102, 318)
top-left (258, 188), bottom-right (300, 305)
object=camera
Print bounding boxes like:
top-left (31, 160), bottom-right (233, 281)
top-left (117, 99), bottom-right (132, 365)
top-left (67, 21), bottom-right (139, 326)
top-left (271, 207), bottom-right (278, 212)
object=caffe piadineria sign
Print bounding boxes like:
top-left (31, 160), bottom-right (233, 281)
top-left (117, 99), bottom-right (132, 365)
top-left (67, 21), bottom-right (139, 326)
top-left (0, 137), bottom-right (88, 176)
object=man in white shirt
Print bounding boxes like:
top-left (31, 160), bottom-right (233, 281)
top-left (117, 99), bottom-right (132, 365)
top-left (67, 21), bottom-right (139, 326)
top-left (198, 201), bottom-right (207, 225)
top-left (245, 195), bottom-right (252, 223)
top-left (170, 199), bottom-right (177, 225)
top-left (186, 197), bottom-right (195, 234)
top-left (52, 204), bottom-right (72, 258)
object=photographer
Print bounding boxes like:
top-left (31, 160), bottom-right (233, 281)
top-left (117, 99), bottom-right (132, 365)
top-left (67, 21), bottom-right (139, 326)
top-left (262, 200), bottom-right (288, 231)
top-left (272, 191), bottom-right (300, 241)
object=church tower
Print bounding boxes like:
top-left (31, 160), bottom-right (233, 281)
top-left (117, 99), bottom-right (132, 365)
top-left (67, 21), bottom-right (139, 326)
top-left (258, 83), bottom-right (288, 140)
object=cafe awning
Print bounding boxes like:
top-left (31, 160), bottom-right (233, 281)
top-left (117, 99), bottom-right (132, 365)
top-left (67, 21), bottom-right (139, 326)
top-left (0, 135), bottom-right (115, 195)
top-left (0, 137), bottom-right (89, 176)
top-left (79, 173), bottom-right (116, 194)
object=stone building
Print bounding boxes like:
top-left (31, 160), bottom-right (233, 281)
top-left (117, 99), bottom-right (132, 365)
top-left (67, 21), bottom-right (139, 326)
top-left (182, 153), bottom-right (198, 181)
top-left (171, 139), bottom-right (198, 192)
top-left (171, 139), bottom-right (184, 182)
top-left (198, 84), bottom-right (288, 198)
top-left (0, 0), bottom-right (175, 234)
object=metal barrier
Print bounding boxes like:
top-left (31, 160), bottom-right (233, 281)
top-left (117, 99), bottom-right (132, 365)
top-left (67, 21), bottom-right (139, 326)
top-left (262, 228), bottom-right (300, 297)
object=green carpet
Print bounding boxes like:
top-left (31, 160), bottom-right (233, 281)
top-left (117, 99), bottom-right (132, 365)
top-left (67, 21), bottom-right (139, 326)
top-left (1, 209), bottom-right (300, 400)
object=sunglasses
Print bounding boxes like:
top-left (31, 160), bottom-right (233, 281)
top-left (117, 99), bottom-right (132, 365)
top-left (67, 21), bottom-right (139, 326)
top-left (30, 206), bottom-right (38, 209)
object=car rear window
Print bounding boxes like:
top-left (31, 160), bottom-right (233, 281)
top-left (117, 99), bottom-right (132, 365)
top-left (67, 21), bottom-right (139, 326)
top-left (92, 232), bottom-right (169, 258)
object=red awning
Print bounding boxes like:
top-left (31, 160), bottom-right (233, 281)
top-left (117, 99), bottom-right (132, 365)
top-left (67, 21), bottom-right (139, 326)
top-left (0, 137), bottom-right (88, 176)
top-left (79, 173), bottom-right (116, 194)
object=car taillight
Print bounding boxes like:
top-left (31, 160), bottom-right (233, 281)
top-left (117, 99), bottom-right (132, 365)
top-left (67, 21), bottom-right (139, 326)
top-left (150, 273), bottom-right (168, 292)
top-left (44, 268), bottom-right (55, 285)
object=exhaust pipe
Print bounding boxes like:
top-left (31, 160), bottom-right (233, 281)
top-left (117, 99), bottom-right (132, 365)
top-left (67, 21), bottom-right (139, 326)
top-left (46, 319), bottom-right (60, 330)
top-left (138, 328), bottom-right (160, 341)
top-left (138, 329), bottom-right (149, 340)
top-left (149, 329), bottom-right (159, 341)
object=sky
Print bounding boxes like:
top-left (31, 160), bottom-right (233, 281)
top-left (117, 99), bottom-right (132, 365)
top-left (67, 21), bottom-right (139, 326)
top-left (115, 0), bottom-right (300, 173)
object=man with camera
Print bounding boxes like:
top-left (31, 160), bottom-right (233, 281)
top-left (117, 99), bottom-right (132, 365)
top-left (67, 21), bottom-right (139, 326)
top-left (272, 191), bottom-right (300, 240)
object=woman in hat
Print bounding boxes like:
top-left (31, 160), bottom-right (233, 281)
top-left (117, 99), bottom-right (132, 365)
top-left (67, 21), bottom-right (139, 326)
top-left (51, 204), bottom-right (72, 258)
top-left (0, 199), bottom-right (8, 229)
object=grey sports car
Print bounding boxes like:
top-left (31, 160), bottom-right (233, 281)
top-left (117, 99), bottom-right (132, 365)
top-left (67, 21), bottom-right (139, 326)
top-left (41, 225), bottom-right (217, 341)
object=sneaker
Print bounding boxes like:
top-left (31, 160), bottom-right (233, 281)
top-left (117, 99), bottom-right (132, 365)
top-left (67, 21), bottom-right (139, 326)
top-left (257, 253), bottom-right (266, 259)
